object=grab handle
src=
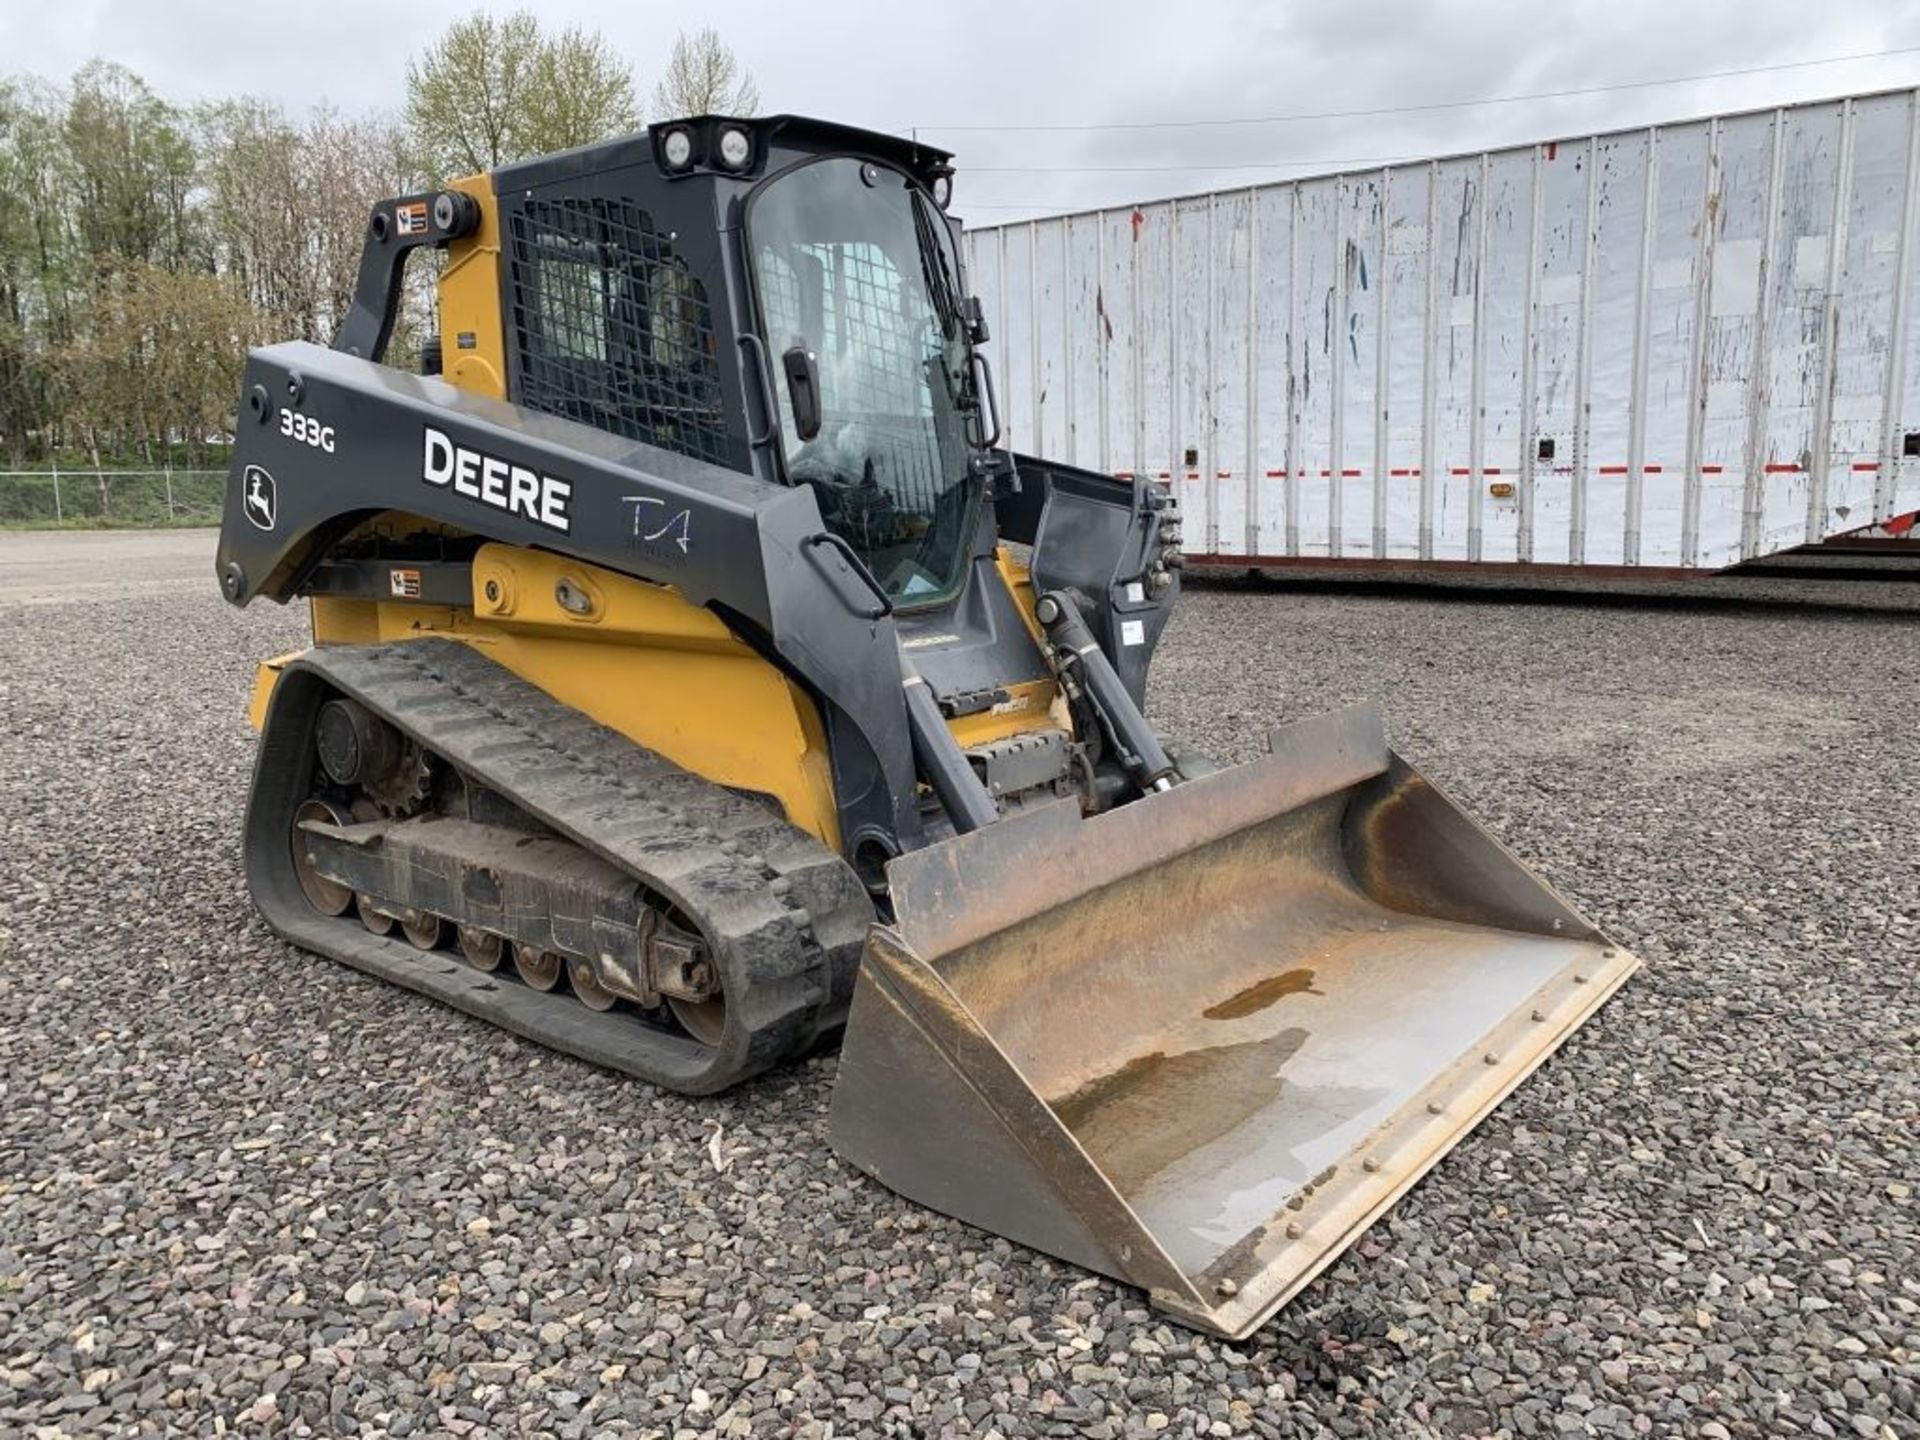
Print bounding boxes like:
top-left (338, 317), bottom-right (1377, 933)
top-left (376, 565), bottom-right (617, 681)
top-left (735, 333), bottom-right (779, 449)
top-left (802, 532), bottom-right (893, 620)
top-left (968, 350), bottom-right (1003, 450)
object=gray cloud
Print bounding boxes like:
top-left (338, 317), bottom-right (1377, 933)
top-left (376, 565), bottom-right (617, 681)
top-left (5, 0), bottom-right (1919, 222)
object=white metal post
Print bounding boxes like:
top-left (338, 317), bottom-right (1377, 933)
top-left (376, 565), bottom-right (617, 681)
top-left (1244, 187), bottom-right (1261, 554)
top-left (1205, 195), bottom-right (1219, 553)
top-left (1028, 221), bottom-right (1043, 457)
top-left (1420, 162), bottom-right (1440, 560)
top-left (1285, 187), bottom-right (1303, 555)
top-left (997, 228), bottom-right (1011, 451)
top-left (1168, 200), bottom-right (1181, 495)
top-left (1329, 179), bottom-right (1348, 557)
top-left (1570, 136), bottom-right (1599, 564)
top-left (1373, 167), bottom-right (1392, 558)
top-left (1625, 127), bottom-right (1658, 565)
top-left (1517, 146), bottom-right (1545, 563)
top-left (1879, 90), bottom-right (1920, 518)
top-left (1682, 120), bottom-right (1721, 568)
top-left (1807, 99), bottom-right (1855, 541)
top-left (1096, 214), bottom-right (1110, 477)
top-left (1062, 220), bottom-right (1077, 468)
top-left (1738, 110), bottom-right (1787, 560)
top-left (1468, 154), bottom-right (1491, 562)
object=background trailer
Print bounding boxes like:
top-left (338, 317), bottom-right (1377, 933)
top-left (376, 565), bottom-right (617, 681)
top-left (965, 87), bottom-right (1920, 574)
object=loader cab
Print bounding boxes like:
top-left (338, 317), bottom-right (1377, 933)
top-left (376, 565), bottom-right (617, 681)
top-left (473, 115), bottom-right (995, 615)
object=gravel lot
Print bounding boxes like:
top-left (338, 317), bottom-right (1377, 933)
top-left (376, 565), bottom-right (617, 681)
top-left (1, 528), bottom-right (1915, 1439)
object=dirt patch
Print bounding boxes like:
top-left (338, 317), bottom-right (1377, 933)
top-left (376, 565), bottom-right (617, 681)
top-left (1500, 686), bottom-right (1857, 777)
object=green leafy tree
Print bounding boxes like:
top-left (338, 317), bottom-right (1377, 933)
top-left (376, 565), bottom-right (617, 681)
top-left (0, 78), bottom-right (78, 462)
top-left (651, 28), bottom-right (760, 118)
top-left (63, 61), bottom-right (199, 267)
top-left (404, 12), bottom-right (640, 181)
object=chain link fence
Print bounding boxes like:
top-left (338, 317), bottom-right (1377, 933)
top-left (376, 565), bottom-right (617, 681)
top-left (0, 468), bottom-right (226, 526)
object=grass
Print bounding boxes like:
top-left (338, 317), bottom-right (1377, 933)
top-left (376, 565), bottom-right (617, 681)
top-left (0, 513), bottom-right (219, 532)
top-left (0, 470), bottom-right (226, 531)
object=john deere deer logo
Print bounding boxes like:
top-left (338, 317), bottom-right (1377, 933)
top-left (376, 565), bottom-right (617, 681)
top-left (243, 465), bottom-right (277, 531)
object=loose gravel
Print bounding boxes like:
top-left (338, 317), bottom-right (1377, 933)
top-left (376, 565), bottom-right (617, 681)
top-left (1, 529), bottom-right (1915, 1438)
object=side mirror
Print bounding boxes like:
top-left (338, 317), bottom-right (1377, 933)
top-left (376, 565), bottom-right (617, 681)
top-left (964, 295), bottom-right (990, 345)
top-left (782, 345), bottom-right (822, 442)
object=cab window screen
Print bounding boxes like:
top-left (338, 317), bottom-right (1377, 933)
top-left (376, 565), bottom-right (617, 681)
top-left (507, 197), bottom-right (729, 466)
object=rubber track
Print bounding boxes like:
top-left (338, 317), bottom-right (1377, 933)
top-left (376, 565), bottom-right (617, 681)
top-left (252, 639), bottom-right (873, 1093)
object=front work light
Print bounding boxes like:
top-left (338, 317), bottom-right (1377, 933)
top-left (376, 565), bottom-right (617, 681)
top-left (718, 127), bottom-right (753, 170)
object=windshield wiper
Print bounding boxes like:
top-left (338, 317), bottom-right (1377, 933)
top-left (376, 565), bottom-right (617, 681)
top-left (911, 198), bottom-right (963, 341)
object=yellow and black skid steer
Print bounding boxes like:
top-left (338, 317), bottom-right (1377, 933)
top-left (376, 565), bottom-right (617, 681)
top-left (214, 115), bottom-right (1637, 1337)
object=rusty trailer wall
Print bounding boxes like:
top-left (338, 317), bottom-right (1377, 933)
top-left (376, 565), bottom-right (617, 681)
top-left (964, 88), bottom-right (1920, 570)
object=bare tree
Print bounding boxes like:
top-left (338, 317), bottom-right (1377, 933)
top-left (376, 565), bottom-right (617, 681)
top-left (58, 259), bottom-right (263, 471)
top-left (651, 29), bottom-right (760, 118)
top-left (405, 12), bottom-right (639, 181)
top-left (199, 100), bottom-right (412, 345)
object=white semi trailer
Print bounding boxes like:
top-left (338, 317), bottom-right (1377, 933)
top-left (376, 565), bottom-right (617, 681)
top-left (964, 87), bottom-right (1920, 574)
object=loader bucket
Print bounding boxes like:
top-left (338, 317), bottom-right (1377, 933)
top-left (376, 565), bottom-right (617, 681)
top-left (829, 704), bottom-right (1637, 1338)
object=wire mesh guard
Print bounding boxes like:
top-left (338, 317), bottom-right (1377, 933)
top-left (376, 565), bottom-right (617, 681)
top-left (757, 240), bottom-right (947, 519)
top-left (508, 198), bottom-right (730, 467)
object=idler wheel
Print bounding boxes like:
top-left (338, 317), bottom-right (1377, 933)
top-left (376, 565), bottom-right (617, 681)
top-left (290, 798), bottom-right (353, 917)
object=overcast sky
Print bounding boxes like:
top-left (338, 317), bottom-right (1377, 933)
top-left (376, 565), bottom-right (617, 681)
top-left (7, 0), bottom-right (1920, 223)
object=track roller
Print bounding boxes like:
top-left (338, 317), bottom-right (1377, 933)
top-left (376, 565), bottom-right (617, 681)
top-left (513, 944), bottom-right (562, 992)
top-left (355, 893), bottom-right (395, 935)
top-left (457, 926), bottom-right (505, 972)
top-left (400, 910), bottom-right (443, 951)
top-left (567, 955), bottom-right (617, 1011)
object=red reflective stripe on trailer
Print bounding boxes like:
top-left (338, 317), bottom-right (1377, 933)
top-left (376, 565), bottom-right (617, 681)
top-left (1449, 467), bottom-right (1471, 476)
top-left (1851, 461), bottom-right (1880, 472)
top-left (1388, 468), bottom-right (1421, 477)
top-left (1597, 465), bottom-right (1630, 475)
top-left (1342, 468), bottom-right (1362, 477)
top-left (1113, 470), bottom-right (1135, 479)
top-left (1763, 463), bottom-right (1803, 473)
top-left (1701, 465), bottom-right (1725, 474)
top-left (1644, 465), bottom-right (1663, 474)
top-left (1216, 470), bottom-right (1233, 478)
top-left (1484, 468), bottom-right (1503, 476)
top-left (1264, 469), bottom-right (1287, 478)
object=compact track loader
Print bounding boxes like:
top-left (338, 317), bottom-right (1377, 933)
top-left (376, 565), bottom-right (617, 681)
top-left (215, 115), bottom-right (1636, 1337)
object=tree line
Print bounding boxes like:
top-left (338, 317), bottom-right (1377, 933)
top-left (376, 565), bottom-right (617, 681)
top-left (0, 17), bottom-right (757, 471)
